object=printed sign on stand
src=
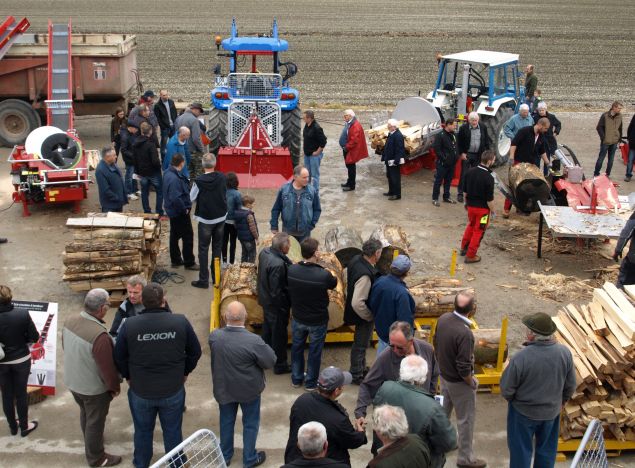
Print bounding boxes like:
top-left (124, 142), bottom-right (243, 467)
top-left (14, 300), bottom-right (58, 396)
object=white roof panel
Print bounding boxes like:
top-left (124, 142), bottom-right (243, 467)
top-left (441, 50), bottom-right (519, 66)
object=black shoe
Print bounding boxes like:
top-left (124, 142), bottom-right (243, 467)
top-left (0, 238), bottom-right (7, 244)
top-left (9, 425), bottom-right (17, 436)
top-left (460, 248), bottom-right (467, 256)
top-left (432, 200), bottom-right (440, 207)
top-left (388, 195), bottom-right (401, 201)
top-left (21, 421), bottom-right (38, 437)
top-left (274, 365), bottom-right (292, 375)
top-left (341, 183), bottom-right (349, 188)
top-left (383, 192), bottom-right (392, 196)
top-left (443, 198), bottom-right (456, 204)
top-left (457, 194), bottom-right (464, 203)
top-left (184, 263), bottom-right (199, 271)
top-left (253, 451), bottom-right (267, 467)
top-left (342, 186), bottom-right (355, 192)
top-left (352, 376), bottom-right (364, 385)
top-left (171, 261), bottom-right (184, 268)
top-left (191, 280), bottom-right (209, 289)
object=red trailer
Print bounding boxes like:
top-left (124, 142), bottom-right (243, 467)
top-left (0, 31), bottom-right (141, 146)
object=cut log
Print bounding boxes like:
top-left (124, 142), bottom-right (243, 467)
top-left (508, 162), bottom-right (551, 213)
top-left (593, 289), bottom-right (635, 340)
top-left (411, 286), bottom-right (475, 317)
top-left (324, 226), bottom-right (363, 268)
top-left (62, 251), bottom-right (141, 265)
top-left (65, 239), bottom-right (146, 252)
top-left (257, 234), bottom-right (302, 263)
top-left (553, 318), bottom-right (597, 382)
top-left (557, 311), bottom-right (609, 373)
top-left (604, 282), bottom-right (635, 323)
top-left (67, 216), bottom-right (144, 229)
top-left (587, 302), bottom-right (609, 336)
top-left (316, 252), bottom-right (346, 331)
top-left (219, 263), bottom-right (263, 325)
top-left (581, 400), bottom-right (602, 417)
top-left (64, 260), bottom-right (141, 274)
top-left (369, 224), bottom-right (411, 275)
top-left (63, 267), bottom-right (142, 281)
top-left (564, 403), bottom-right (582, 419)
top-left (474, 345), bottom-right (507, 365)
top-left (72, 229), bottom-right (145, 240)
top-left (408, 278), bottom-right (462, 289)
top-left (472, 328), bottom-right (502, 346)
top-left (66, 276), bottom-right (133, 292)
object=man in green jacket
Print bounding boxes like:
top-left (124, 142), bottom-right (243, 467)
top-left (374, 355), bottom-right (457, 468)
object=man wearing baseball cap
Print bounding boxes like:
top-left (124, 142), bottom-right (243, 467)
top-left (501, 312), bottom-right (575, 468)
top-left (368, 255), bottom-right (415, 355)
top-left (174, 102), bottom-right (206, 179)
top-left (285, 367), bottom-right (366, 466)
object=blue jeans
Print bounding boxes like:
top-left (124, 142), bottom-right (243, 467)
top-left (626, 148), bottom-right (635, 178)
top-left (593, 143), bottom-right (618, 177)
top-left (140, 173), bottom-right (164, 215)
top-left (125, 164), bottom-right (138, 195)
top-left (128, 387), bottom-right (185, 468)
top-left (376, 338), bottom-right (389, 357)
top-left (291, 320), bottom-right (328, 388)
top-left (219, 396), bottom-right (261, 467)
top-left (507, 403), bottom-right (559, 468)
top-left (304, 153), bottom-right (323, 191)
top-left (160, 126), bottom-right (174, 158)
top-left (432, 162), bottom-right (454, 201)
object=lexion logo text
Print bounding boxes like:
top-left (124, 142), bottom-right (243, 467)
top-left (137, 332), bottom-right (176, 341)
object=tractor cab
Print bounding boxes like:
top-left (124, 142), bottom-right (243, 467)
top-left (427, 50), bottom-right (526, 165)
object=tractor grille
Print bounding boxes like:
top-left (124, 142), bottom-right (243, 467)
top-left (227, 73), bottom-right (282, 101)
top-left (228, 102), bottom-right (282, 146)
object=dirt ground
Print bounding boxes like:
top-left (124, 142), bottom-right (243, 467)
top-left (1, 110), bottom-right (634, 467)
top-left (5, 0), bottom-right (634, 108)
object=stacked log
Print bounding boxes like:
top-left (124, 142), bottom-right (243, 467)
top-left (220, 263), bottom-right (263, 325)
top-left (317, 252), bottom-right (346, 331)
top-left (369, 224), bottom-right (411, 275)
top-left (367, 120), bottom-right (442, 155)
top-left (324, 226), bottom-right (363, 268)
top-left (409, 280), bottom-right (475, 318)
top-left (557, 282), bottom-right (635, 441)
top-left (63, 212), bottom-right (161, 292)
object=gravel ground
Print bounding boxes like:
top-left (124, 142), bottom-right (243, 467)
top-left (6, 0), bottom-right (634, 108)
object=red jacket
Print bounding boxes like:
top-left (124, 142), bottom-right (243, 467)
top-left (344, 119), bottom-right (369, 164)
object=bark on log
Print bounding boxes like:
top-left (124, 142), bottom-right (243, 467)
top-left (63, 266), bottom-right (142, 281)
top-left (474, 345), bottom-right (508, 365)
top-left (411, 286), bottom-right (475, 317)
top-left (65, 239), bottom-right (145, 252)
top-left (72, 229), bottom-right (145, 240)
top-left (317, 252), bottom-right (346, 330)
top-left (508, 162), bottom-right (550, 213)
top-left (257, 234), bottom-right (302, 264)
top-left (324, 226), bottom-right (363, 268)
top-left (472, 328), bottom-right (503, 346)
top-left (62, 250), bottom-right (140, 264)
top-left (369, 224), bottom-right (411, 275)
top-left (408, 278), bottom-right (463, 289)
top-left (220, 263), bottom-right (263, 325)
top-left (65, 260), bottom-right (142, 274)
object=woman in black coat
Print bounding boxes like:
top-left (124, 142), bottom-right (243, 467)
top-left (532, 102), bottom-right (562, 175)
top-left (0, 285), bottom-right (40, 436)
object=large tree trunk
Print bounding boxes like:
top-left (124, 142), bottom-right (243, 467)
top-left (316, 252), bottom-right (346, 330)
top-left (508, 162), bottom-right (550, 213)
top-left (324, 226), bottom-right (363, 268)
top-left (411, 286), bottom-right (476, 317)
top-left (220, 263), bottom-right (263, 325)
top-left (257, 234), bottom-right (302, 264)
top-left (369, 224), bottom-right (411, 275)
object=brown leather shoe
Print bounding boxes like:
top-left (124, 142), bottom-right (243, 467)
top-left (465, 255), bottom-right (481, 264)
top-left (95, 454), bottom-right (122, 467)
top-left (502, 210), bottom-right (510, 219)
top-left (457, 459), bottom-right (487, 468)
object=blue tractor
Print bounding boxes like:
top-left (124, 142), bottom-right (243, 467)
top-left (208, 19), bottom-right (301, 165)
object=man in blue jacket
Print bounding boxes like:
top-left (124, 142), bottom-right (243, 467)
top-left (382, 119), bottom-right (405, 200)
top-left (368, 255), bottom-right (415, 355)
top-left (95, 147), bottom-right (127, 213)
top-left (163, 154), bottom-right (197, 270)
top-left (163, 127), bottom-right (191, 179)
top-left (270, 166), bottom-right (321, 242)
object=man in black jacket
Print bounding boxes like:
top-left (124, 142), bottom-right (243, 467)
top-left (285, 367), bottom-right (367, 466)
top-left (344, 239), bottom-right (382, 384)
top-left (457, 113), bottom-right (490, 203)
top-left (134, 122), bottom-right (164, 216)
top-left (190, 153), bottom-right (227, 288)
top-left (532, 102), bottom-right (562, 176)
top-left (303, 111), bottom-right (328, 191)
top-left (114, 283), bottom-right (202, 468)
top-left (120, 121), bottom-right (139, 200)
top-left (288, 238), bottom-right (338, 391)
top-left (614, 210), bottom-right (635, 289)
top-left (282, 422), bottom-right (350, 468)
top-left (154, 89), bottom-right (178, 158)
top-left (382, 119), bottom-right (405, 200)
top-left (625, 114), bottom-right (635, 182)
top-left (257, 232), bottom-right (293, 373)
top-left (109, 274), bottom-right (146, 338)
top-left (432, 118), bottom-right (458, 207)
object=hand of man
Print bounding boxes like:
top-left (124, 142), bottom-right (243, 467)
top-left (387, 160), bottom-right (395, 167)
top-left (471, 376), bottom-right (479, 389)
top-left (355, 417), bottom-right (366, 431)
top-left (111, 390), bottom-right (120, 397)
top-left (399, 158), bottom-right (405, 165)
top-left (461, 153), bottom-right (467, 161)
top-left (312, 150), bottom-right (321, 156)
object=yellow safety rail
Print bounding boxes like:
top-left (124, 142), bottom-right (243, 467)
top-left (209, 258), bottom-right (222, 332)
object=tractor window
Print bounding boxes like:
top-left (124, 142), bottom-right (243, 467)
top-left (505, 64), bottom-right (518, 94)
top-left (441, 62), bottom-right (458, 90)
top-left (491, 66), bottom-right (506, 97)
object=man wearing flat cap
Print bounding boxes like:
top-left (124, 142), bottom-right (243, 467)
top-left (501, 312), bottom-right (575, 468)
top-left (368, 255), bottom-right (415, 355)
top-left (285, 367), bottom-right (367, 466)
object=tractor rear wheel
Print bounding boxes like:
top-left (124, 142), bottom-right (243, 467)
top-left (0, 99), bottom-right (41, 147)
top-left (282, 107), bottom-right (302, 167)
top-left (207, 108), bottom-right (228, 156)
top-left (482, 106), bottom-right (514, 167)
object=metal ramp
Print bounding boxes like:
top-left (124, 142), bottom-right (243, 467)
top-left (45, 21), bottom-right (73, 131)
top-left (0, 16), bottom-right (30, 60)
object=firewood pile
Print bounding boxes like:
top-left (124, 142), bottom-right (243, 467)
top-left (367, 120), bottom-right (441, 154)
top-left (62, 212), bottom-right (161, 294)
top-left (558, 282), bottom-right (635, 441)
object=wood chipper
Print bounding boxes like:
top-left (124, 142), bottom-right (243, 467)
top-left (208, 18), bottom-right (300, 188)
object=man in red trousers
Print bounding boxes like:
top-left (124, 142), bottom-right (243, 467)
top-left (460, 150), bottom-right (496, 264)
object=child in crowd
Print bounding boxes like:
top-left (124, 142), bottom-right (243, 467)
top-left (223, 172), bottom-right (242, 267)
top-left (234, 194), bottom-right (259, 263)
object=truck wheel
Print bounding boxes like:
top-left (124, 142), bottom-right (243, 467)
top-left (282, 107), bottom-right (302, 167)
top-left (482, 107), bottom-right (514, 167)
top-left (207, 108), bottom-right (228, 156)
top-left (0, 99), bottom-right (41, 147)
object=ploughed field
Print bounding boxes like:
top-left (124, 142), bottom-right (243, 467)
top-left (8, 0), bottom-right (634, 109)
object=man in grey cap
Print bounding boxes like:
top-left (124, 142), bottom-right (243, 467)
top-left (501, 312), bottom-right (575, 468)
top-left (174, 102), bottom-right (206, 179)
top-left (368, 255), bottom-right (415, 354)
top-left (285, 367), bottom-right (367, 466)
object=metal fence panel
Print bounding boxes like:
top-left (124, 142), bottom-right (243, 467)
top-left (227, 73), bottom-right (282, 101)
top-left (150, 429), bottom-right (226, 468)
top-left (228, 101), bottom-right (281, 146)
top-left (570, 419), bottom-right (609, 468)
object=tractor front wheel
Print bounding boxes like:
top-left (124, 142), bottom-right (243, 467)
top-left (482, 106), bottom-right (514, 167)
top-left (207, 108), bottom-right (228, 156)
top-left (282, 107), bottom-right (302, 167)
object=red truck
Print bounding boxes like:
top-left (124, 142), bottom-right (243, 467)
top-left (0, 32), bottom-right (141, 146)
